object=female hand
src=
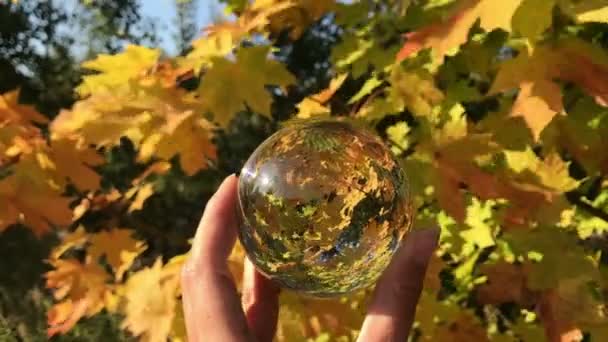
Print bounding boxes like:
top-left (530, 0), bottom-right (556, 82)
top-left (181, 175), bottom-right (438, 342)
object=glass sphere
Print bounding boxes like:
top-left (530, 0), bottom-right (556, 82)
top-left (237, 118), bottom-right (413, 297)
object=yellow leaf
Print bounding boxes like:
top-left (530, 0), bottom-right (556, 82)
top-left (77, 45), bottom-right (160, 96)
top-left (389, 66), bottom-right (444, 117)
top-left (127, 183), bottom-right (155, 212)
top-left (181, 30), bottom-right (234, 73)
top-left (295, 98), bottom-right (330, 119)
top-left (88, 229), bottom-right (147, 280)
top-left (198, 46), bottom-right (295, 127)
top-left (122, 259), bottom-right (178, 342)
top-left (52, 80), bottom-right (217, 174)
top-left (504, 147), bottom-right (580, 192)
top-left (154, 115), bottom-right (216, 175)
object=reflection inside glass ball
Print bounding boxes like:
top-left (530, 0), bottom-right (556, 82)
top-left (237, 119), bottom-right (413, 297)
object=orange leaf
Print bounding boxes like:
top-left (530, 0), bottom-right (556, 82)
top-left (0, 90), bottom-right (48, 125)
top-left (45, 259), bottom-right (111, 336)
top-left (397, 0), bottom-right (479, 63)
top-left (397, 0), bottom-right (524, 63)
top-left (88, 229), bottom-right (147, 280)
top-left (511, 81), bottom-right (564, 141)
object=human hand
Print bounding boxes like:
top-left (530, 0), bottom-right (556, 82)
top-left (181, 175), bottom-right (439, 342)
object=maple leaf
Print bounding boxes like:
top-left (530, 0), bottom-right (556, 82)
top-left (49, 138), bottom-right (103, 191)
top-left (397, 0), bottom-right (525, 63)
top-left (45, 258), bottom-right (112, 336)
top-left (505, 227), bottom-right (599, 290)
top-left (88, 229), bottom-right (147, 280)
top-left (181, 30), bottom-right (234, 74)
top-left (0, 171), bottom-right (72, 235)
top-left (490, 38), bottom-right (608, 141)
top-left (198, 46), bottom-right (295, 127)
top-left (122, 258), bottom-right (179, 342)
top-left (510, 80), bottom-right (564, 141)
top-left (152, 115), bottom-right (217, 175)
top-left (53, 80), bottom-right (217, 174)
top-left (0, 90), bottom-right (48, 125)
top-left (390, 65), bottom-right (445, 117)
top-left (295, 98), bottom-right (330, 119)
top-left (204, 0), bottom-right (295, 41)
top-left (460, 198), bottom-right (498, 249)
top-left (504, 147), bottom-right (580, 193)
top-left (77, 45), bottom-right (160, 96)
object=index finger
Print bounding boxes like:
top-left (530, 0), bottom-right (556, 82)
top-left (357, 228), bottom-right (439, 342)
top-left (181, 175), bottom-right (254, 342)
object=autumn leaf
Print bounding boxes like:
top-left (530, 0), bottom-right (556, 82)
top-left (504, 147), bottom-right (580, 193)
top-left (0, 90), bottom-right (48, 125)
top-left (261, 0), bottom-right (336, 39)
top-left (389, 65), bottom-right (445, 117)
top-left (461, 198), bottom-right (498, 249)
top-left (311, 73), bottom-right (348, 104)
top-left (0, 171), bottom-right (73, 235)
top-left (122, 258), bottom-right (179, 342)
top-left (295, 98), bottom-right (330, 119)
top-left (198, 46), bottom-right (295, 127)
top-left (510, 80), bottom-right (564, 141)
top-left (181, 30), bottom-right (234, 73)
top-left (88, 229), bottom-right (147, 280)
top-left (53, 80), bottom-right (217, 174)
top-left (397, 0), bottom-right (525, 62)
top-left (490, 38), bottom-right (608, 141)
top-left (46, 258), bottom-right (112, 336)
top-left (49, 138), bottom-right (103, 191)
top-left (77, 45), bottom-right (160, 96)
top-left (152, 115), bottom-right (216, 175)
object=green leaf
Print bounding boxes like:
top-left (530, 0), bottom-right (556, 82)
top-left (512, 0), bottom-right (556, 41)
top-left (460, 198), bottom-right (498, 249)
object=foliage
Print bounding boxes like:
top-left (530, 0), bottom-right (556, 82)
top-left (1, 0), bottom-right (608, 341)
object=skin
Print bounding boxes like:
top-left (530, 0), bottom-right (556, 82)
top-left (181, 175), bottom-right (439, 342)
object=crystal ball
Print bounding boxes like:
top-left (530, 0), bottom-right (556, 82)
top-left (237, 118), bottom-right (413, 297)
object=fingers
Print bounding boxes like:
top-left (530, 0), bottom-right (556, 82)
top-left (242, 258), bottom-right (281, 342)
top-left (190, 174), bottom-right (239, 269)
top-left (357, 228), bottom-right (439, 342)
top-left (181, 175), bottom-right (253, 342)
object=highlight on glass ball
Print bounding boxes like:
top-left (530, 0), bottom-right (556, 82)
top-left (237, 118), bottom-right (414, 297)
